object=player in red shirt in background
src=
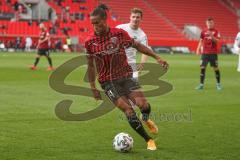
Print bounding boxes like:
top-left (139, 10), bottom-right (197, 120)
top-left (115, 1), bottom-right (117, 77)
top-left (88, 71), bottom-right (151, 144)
top-left (30, 23), bottom-right (54, 71)
top-left (86, 4), bottom-right (169, 151)
top-left (196, 18), bottom-right (221, 90)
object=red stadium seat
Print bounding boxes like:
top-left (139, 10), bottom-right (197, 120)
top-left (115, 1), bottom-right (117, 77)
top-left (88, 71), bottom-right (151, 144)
top-left (146, 0), bottom-right (238, 40)
top-left (100, 0), bottom-right (185, 41)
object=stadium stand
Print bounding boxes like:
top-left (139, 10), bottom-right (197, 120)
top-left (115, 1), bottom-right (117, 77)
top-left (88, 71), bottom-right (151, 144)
top-left (100, 0), bottom-right (238, 50)
top-left (0, 0), bottom-right (238, 52)
top-left (0, 0), bottom-right (18, 13)
top-left (0, 0), bottom-right (99, 50)
top-left (0, 0), bottom-right (97, 36)
top-left (146, 0), bottom-right (238, 40)
top-left (100, 0), bottom-right (185, 40)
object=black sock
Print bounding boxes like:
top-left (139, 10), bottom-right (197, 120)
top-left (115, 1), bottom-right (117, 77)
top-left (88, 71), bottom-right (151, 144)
top-left (46, 56), bottom-right (53, 67)
top-left (34, 57), bottom-right (40, 66)
top-left (141, 103), bottom-right (151, 121)
top-left (215, 70), bottom-right (220, 84)
top-left (200, 68), bottom-right (206, 84)
top-left (127, 113), bottom-right (151, 142)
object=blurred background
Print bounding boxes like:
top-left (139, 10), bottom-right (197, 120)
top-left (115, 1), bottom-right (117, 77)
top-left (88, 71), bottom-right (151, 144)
top-left (0, 0), bottom-right (239, 53)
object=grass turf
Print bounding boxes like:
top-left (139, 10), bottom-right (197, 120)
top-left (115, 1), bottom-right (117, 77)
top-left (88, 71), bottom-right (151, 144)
top-left (0, 52), bottom-right (239, 160)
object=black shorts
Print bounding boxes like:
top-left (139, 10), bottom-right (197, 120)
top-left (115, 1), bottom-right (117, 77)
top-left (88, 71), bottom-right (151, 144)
top-left (101, 77), bottom-right (141, 103)
top-left (200, 54), bottom-right (218, 67)
top-left (38, 49), bottom-right (50, 56)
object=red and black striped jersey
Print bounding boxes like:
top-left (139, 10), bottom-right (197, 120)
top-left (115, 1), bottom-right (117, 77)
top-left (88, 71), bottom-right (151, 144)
top-left (85, 28), bottom-right (133, 84)
top-left (38, 30), bottom-right (50, 49)
top-left (200, 28), bottom-right (220, 54)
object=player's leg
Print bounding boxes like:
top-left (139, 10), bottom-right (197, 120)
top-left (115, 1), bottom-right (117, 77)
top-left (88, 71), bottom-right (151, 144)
top-left (127, 89), bottom-right (157, 150)
top-left (127, 89), bottom-right (158, 134)
top-left (196, 55), bottom-right (208, 90)
top-left (28, 45), bottom-right (31, 52)
top-left (44, 50), bottom-right (54, 70)
top-left (115, 96), bottom-right (152, 140)
top-left (115, 96), bottom-right (156, 150)
top-left (26, 44), bottom-right (30, 52)
top-left (30, 50), bottom-right (41, 70)
top-left (123, 77), bottom-right (159, 135)
top-left (122, 78), bottom-right (158, 134)
top-left (128, 62), bottom-right (138, 109)
top-left (34, 54), bottom-right (41, 66)
top-left (213, 66), bottom-right (221, 90)
top-left (102, 81), bottom-right (155, 150)
top-left (210, 55), bottom-right (221, 90)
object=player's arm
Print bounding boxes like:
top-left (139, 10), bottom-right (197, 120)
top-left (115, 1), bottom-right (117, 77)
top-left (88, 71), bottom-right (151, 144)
top-left (208, 31), bottom-right (220, 43)
top-left (211, 36), bottom-right (220, 43)
top-left (138, 54), bottom-right (148, 71)
top-left (196, 39), bottom-right (203, 55)
top-left (36, 42), bottom-right (39, 49)
top-left (133, 40), bottom-right (168, 70)
top-left (87, 55), bottom-right (102, 100)
top-left (37, 36), bottom-right (48, 49)
top-left (39, 33), bottom-right (50, 44)
top-left (87, 56), bottom-right (96, 89)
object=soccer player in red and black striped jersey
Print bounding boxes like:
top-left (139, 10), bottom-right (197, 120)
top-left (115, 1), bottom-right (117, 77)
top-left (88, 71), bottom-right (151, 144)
top-left (30, 23), bottom-right (54, 71)
top-left (196, 18), bottom-right (221, 90)
top-left (85, 4), bottom-right (169, 151)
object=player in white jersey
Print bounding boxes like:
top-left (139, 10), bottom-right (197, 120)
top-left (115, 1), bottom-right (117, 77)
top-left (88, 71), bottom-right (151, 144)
top-left (233, 19), bottom-right (240, 72)
top-left (116, 8), bottom-right (150, 79)
top-left (116, 8), bottom-right (153, 110)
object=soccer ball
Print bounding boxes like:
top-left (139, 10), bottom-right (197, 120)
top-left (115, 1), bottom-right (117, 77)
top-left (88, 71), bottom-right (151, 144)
top-left (113, 132), bottom-right (133, 152)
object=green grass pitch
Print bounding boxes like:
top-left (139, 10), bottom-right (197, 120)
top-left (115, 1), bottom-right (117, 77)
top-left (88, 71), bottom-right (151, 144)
top-left (0, 52), bottom-right (239, 160)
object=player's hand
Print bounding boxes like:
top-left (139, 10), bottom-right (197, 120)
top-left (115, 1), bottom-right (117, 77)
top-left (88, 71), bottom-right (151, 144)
top-left (206, 31), bottom-right (215, 40)
top-left (156, 58), bottom-right (169, 70)
top-left (91, 89), bottom-right (102, 100)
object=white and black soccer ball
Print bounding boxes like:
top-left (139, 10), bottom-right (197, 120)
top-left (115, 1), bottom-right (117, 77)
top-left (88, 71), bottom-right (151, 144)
top-left (113, 132), bottom-right (133, 152)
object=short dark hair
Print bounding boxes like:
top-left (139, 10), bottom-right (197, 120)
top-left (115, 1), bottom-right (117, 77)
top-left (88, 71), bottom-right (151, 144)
top-left (131, 8), bottom-right (143, 17)
top-left (90, 4), bottom-right (109, 20)
top-left (206, 17), bottom-right (214, 21)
